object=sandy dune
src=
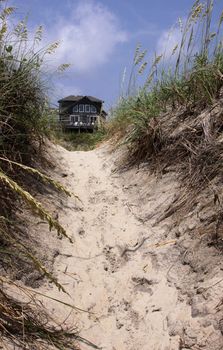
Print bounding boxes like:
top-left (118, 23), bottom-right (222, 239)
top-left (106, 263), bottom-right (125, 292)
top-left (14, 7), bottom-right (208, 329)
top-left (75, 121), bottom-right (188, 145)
top-left (39, 144), bottom-right (223, 350)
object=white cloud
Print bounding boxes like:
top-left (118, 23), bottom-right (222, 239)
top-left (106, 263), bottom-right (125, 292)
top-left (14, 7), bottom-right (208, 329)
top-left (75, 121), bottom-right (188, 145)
top-left (55, 81), bottom-right (82, 98)
top-left (156, 17), bottom-right (201, 68)
top-left (43, 0), bottom-right (128, 73)
top-left (156, 26), bottom-right (182, 60)
top-left (50, 80), bottom-right (83, 105)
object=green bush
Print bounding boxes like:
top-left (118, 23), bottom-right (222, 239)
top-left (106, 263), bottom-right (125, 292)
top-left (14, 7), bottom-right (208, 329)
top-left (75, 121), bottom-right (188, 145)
top-left (54, 129), bottom-right (107, 151)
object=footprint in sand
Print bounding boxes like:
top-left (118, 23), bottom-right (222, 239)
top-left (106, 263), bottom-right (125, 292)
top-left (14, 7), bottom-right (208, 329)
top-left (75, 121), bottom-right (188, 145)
top-left (103, 245), bottom-right (122, 273)
top-left (131, 276), bottom-right (158, 295)
top-left (88, 175), bottom-right (101, 185)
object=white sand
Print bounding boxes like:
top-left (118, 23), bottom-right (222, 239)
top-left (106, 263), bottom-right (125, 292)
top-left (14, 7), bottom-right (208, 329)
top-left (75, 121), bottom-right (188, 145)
top-left (37, 144), bottom-right (223, 350)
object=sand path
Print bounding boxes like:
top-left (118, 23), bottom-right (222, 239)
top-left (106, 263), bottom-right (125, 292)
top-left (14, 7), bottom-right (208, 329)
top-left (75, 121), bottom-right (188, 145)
top-left (39, 145), bottom-right (203, 350)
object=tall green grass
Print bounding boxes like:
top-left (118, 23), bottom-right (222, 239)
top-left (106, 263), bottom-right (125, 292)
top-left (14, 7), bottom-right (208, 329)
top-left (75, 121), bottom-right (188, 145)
top-left (109, 1), bottom-right (223, 240)
top-left (110, 0), bottom-right (223, 146)
top-left (0, 3), bottom-right (88, 349)
top-left (0, 12), bottom-right (55, 161)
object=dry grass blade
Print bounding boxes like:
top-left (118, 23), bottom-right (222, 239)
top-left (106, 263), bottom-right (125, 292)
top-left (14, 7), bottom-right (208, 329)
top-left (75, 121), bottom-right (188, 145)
top-left (0, 228), bottom-right (67, 293)
top-left (0, 170), bottom-right (73, 243)
top-left (0, 288), bottom-right (80, 350)
top-left (0, 156), bottom-right (74, 198)
top-left (0, 277), bottom-right (101, 349)
top-left (0, 276), bottom-right (92, 314)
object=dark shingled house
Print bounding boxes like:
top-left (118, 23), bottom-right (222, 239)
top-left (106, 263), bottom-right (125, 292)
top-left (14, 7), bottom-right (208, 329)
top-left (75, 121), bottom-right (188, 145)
top-left (58, 95), bottom-right (107, 131)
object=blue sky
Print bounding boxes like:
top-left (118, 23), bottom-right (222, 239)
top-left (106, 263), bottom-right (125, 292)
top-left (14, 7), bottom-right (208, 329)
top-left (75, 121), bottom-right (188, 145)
top-left (8, 0), bottom-right (223, 109)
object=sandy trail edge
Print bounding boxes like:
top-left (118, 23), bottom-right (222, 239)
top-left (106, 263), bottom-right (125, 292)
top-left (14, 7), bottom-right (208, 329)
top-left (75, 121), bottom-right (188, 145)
top-left (38, 144), bottom-right (222, 350)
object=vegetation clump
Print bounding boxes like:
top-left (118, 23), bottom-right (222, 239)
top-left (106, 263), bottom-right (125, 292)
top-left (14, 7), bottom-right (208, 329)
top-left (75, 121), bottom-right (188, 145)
top-left (54, 128), bottom-right (107, 151)
top-left (0, 3), bottom-right (85, 349)
top-left (109, 0), bottom-right (223, 243)
top-left (110, 0), bottom-right (223, 148)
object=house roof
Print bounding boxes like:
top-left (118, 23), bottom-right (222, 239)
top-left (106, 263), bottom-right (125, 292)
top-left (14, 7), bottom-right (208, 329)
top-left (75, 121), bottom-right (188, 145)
top-left (58, 95), bottom-right (103, 103)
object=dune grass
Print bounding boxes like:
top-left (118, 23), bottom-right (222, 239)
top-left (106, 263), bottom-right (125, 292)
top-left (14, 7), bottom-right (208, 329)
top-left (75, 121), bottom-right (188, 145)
top-left (0, 0), bottom-right (222, 347)
top-left (109, 0), bottom-right (223, 239)
top-left (109, 0), bottom-right (223, 162)
top-left (0, 3), bottom-right (91, 349)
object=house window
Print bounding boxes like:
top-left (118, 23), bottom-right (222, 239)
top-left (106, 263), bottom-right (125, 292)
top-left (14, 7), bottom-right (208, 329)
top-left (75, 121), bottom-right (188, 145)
top-left (85, 104), bottom-right (90, 112)
top-left (79, 104), bottom-right (84, 112)
top-left (70, 115), bottom-right (79, 124)
top-left (91, 105), bottom-right (97, 113)
top-left (73, 105), bottom-right (78, 113)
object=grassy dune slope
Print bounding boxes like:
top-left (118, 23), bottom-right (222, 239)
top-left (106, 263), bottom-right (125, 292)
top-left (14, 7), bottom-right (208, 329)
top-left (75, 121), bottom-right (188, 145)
top-left (109, 0), bottom-right (223, 245)
top-left (0, 4), bottom-right (82, 349)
